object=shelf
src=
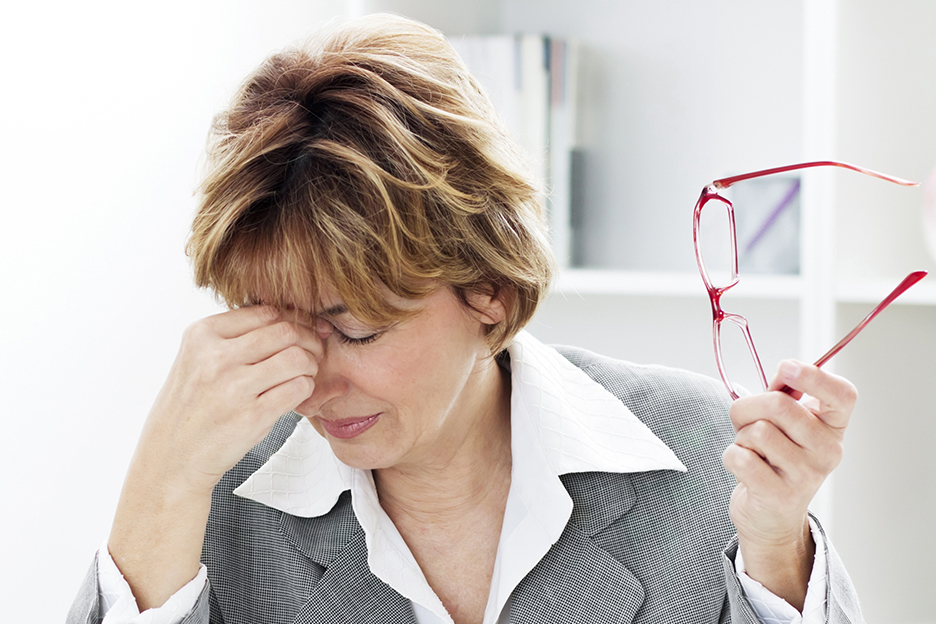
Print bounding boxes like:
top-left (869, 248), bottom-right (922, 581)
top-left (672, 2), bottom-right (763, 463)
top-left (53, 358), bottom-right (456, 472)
top-left (553, 269), bottom-right (936, 307)
top-left (552, 269), bottom-right (803, 299)
top-left (836, 276), bottom-right (936, 306)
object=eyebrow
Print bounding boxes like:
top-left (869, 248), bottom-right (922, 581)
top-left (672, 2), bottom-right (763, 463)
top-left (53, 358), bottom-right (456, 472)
top-left (320, 304), bottom-right (349, 317)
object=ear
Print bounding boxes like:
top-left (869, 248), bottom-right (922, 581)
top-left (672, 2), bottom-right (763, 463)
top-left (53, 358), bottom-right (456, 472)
top-left (463, 285), bottom-right (509, 326)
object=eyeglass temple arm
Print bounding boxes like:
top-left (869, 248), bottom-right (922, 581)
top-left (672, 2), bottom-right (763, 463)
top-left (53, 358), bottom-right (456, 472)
top-left (712, 161), bottom-right (919, 190)
top-left (779, 270), bottom-right (928, 395)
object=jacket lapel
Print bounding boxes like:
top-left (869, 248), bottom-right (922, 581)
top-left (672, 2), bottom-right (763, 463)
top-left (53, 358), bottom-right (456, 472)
top-left (276, 473), bottom-right (646, 624)
top-left (278, 492), bottom-right (417, 624)
top-left (508, 472), bottom-right (645, 624)
top-left (291, 530), bottom-right (417, 624)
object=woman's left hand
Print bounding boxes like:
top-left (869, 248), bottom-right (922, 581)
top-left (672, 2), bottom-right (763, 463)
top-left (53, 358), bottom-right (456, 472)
top-left (722, 359), bottom-right (856, 611)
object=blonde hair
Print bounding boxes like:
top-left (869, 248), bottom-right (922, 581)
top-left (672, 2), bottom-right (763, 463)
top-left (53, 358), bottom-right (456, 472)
top-left (187, 13), bottom-right (554, 353)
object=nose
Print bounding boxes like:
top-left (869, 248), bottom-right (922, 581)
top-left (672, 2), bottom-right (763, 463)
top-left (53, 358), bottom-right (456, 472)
top-left (295, 340), bottom-right (350, 416)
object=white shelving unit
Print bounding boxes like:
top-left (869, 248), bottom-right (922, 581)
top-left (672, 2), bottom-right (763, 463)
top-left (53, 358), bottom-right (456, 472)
top-left (557, 269), bottom-right (936, 305)
top-left (554, 269), bottom-right (804, 299)
top-left (836, 277), bottom-right (936, 306)
top-left (362, 1), bottom-right (935, 621)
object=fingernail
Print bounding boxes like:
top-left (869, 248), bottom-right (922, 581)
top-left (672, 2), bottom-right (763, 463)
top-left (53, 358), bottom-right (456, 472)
top-left (778, 360), bottom-right (801, 383)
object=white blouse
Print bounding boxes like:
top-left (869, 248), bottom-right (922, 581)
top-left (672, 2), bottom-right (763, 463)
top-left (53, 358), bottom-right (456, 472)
top-left (98, 331), bottom-right (827, 624)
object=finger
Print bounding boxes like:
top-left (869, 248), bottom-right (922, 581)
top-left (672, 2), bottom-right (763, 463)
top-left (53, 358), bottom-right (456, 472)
top-left (770, 360), bottom-right (857, 429)
top-left (256, 374), bottom-right (316, 418)
top-left (767, 359), bottom-right (803, 399)
top-left (315, 317), bottom-right (334, 340)
top-left (232, 320), bottom-right (324, 365)
top-left (729, 391), bottom-right (806, 436)
top-left (722, 443), bottom-right (785, 494)
top-left (242, 345), bottom-right (320, 396)
top-left (205, 305), bottom-right (283, 339)
top-left (733, 419), bottom-right (806, 476)
top-left (730, 391), bottom-right (844, 458)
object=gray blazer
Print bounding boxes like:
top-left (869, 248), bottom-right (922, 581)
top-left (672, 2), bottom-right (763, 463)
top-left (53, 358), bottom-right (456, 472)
top-left (68, 345), bottom-right (864, 623)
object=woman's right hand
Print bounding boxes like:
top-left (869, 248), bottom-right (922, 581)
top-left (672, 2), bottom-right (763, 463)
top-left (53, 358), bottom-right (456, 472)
top-left (107, 305), bottom-right (324, 610)
top-left (138, 305), bottom-right (324, 495)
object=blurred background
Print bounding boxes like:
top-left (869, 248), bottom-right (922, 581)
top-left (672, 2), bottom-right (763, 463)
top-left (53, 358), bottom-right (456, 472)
top-left (1, 0), bottom-right (934, 621)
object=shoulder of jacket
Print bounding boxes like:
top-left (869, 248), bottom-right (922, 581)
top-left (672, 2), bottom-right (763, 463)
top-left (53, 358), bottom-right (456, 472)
top-left (552, 344), bottom-right (735, 460)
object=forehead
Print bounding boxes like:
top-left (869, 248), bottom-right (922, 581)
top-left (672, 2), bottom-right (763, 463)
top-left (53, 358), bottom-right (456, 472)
top-left (251, 278), bottom-right (430, 320)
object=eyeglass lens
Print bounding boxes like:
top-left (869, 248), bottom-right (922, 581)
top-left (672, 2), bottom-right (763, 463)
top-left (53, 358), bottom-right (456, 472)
top-left (716, 316), bottom-right (769, 396)
top-left (697, 197), bottom-right (736, 289)
top-left (698, 176), bottom-right (802, 289)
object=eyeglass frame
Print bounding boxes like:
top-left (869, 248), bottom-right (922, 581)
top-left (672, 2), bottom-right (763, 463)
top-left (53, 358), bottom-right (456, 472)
top-left (692, 160), bottom-right (918, 400)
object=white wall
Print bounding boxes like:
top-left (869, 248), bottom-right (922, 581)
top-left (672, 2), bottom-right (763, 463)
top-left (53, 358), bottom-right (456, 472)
top-left (832, 2), bottom-right (936, 621)
top-left (0, 1), bottom-right (355, 618)
top-left (835, 0), bottom-right (936, 281)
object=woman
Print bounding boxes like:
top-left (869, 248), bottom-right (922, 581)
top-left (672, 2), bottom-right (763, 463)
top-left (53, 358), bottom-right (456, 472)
top-left (69, 14), bottom-right (861, 624)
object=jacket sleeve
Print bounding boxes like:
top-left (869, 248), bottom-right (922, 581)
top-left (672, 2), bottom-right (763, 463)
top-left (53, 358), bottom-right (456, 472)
top-left (65, 554), bottom-right (102, 624)
top-left (720, 517), bottom-right (865, 624)
top-left (65, 551), bottom-right (215, 624)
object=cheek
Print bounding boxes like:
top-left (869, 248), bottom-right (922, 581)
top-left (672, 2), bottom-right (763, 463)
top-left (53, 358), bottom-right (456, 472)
top-left (321, 341), bottom-right (429, 409)
top-left (364, 343), bottom-right (454, 419)
top-left (372, 346), bottom-right (432, 400)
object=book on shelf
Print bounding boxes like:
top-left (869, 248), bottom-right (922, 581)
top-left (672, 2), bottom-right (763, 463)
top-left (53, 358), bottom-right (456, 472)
top-left (450, 34), bottom-right (579, 268)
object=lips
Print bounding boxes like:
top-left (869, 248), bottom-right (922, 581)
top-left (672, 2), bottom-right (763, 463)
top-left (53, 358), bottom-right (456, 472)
top-left (318, 414), bottom-right (380, 440)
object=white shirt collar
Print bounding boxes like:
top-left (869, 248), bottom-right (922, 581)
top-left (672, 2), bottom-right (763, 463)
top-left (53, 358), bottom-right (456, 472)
top-left (234, 330), bottom-right (685, 624)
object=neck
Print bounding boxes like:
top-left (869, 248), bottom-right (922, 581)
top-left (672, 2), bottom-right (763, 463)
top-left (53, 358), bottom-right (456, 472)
top-left (373, 356), bottom-right (512, 525)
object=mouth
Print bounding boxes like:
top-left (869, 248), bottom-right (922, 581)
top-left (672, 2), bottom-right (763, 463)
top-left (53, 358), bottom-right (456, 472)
top-left (318, 414), bottom-right (381, 440)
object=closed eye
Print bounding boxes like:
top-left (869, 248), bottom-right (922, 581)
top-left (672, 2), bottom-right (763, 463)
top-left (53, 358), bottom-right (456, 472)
top-left (334, 329), bottom-right (381, 346)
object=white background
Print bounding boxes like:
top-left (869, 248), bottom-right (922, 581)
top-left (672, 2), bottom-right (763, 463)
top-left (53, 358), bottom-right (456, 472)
top-left (0, 1), bottom-right (355, 617)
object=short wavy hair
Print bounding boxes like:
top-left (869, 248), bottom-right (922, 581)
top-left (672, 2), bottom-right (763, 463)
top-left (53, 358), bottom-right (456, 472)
top-left (187, 13), bottom-right (554, 353)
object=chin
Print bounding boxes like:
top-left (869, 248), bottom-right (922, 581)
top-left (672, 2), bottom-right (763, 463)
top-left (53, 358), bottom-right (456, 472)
top-left (305, 416), bottom-right (400, 470)
top-left (327, 439), bottom-right (400, 471)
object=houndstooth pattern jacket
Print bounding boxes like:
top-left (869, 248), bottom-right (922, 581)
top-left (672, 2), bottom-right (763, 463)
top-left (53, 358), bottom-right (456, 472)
top-left (68, 345), bottom-right (864, 624)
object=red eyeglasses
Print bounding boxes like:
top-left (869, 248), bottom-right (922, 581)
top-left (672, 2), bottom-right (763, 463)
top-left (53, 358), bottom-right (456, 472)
top-left (692, 160), bottom-right (926, 400)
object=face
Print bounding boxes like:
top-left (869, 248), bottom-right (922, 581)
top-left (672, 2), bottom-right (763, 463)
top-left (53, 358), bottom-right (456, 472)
top-left (293, 285), bottom-right (508, 471)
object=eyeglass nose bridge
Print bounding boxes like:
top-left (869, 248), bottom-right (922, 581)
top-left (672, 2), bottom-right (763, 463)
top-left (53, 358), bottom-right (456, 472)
top-left (713, 312), bottom-right (769, 400)
top-left (693, 191), bottom-right (741, 294)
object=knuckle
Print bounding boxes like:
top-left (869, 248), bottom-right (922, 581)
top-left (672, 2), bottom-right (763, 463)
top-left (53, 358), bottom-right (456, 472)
top-left (766, 391), bottom-right (790, 413)
top-left (186, 346), bottom-right (225, 386)
top-left (735, 448), bottom-right (758, 473)
top-left (727, 444), bottom-right (755, 472)
top-left (182, 319), bottom-right (210, 345)
top-left (819, 440), bottom-right (844, 472)
top-left (255, 305), bottom-right (281, 324)
top-left (231, 376), bottom-right (256, 402)
top-left (283, 345), bottom-right (311, 370)
top-left (805, 362), bottom-right (824, 381)
top-left (728, 399), bottom-right (754, 428)
top-left (721, 445), bottom-right (739, 472)
top-left (840, 379), bottom-right (859, 406)
top-left (202, 357), bottom-right (224, 383)
top-left (274, 321), bottom-right (299, 345)
top-left (272, 376), bottom-right (314, 411)
top-left (748, 419), bottom-right (774, 445)
top-left (298, 375), bottom-right (316, 397)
